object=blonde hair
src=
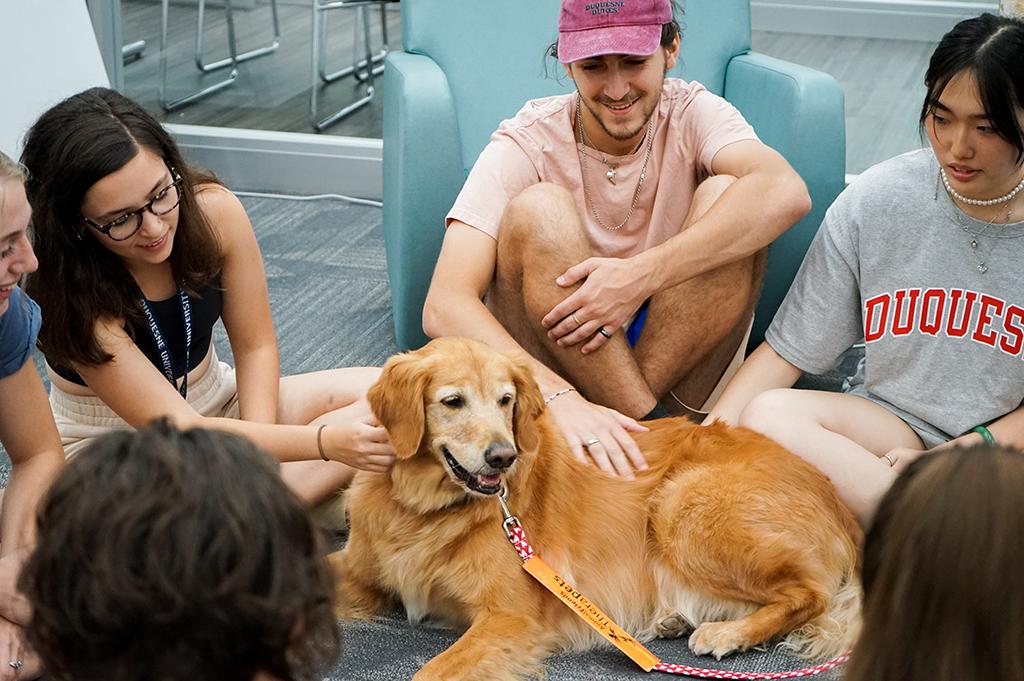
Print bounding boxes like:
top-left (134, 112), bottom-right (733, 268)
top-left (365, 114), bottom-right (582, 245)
top-left (0, 150), bottom-right (28, 212)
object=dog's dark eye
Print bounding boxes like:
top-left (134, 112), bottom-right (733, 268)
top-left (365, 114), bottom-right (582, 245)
top-left (499, 393), bottom-right (513, 407)
top-left (441, 395), bottom-right (464, 408)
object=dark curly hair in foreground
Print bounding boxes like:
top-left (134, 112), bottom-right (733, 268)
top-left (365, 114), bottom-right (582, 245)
top-left (19, 420), bottom-right (341, 681)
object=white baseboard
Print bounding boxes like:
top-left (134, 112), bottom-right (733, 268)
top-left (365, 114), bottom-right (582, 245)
top-left (168, 124), bottom-right (383, 200)
top-left (752, 0), bottom-right (997, 41)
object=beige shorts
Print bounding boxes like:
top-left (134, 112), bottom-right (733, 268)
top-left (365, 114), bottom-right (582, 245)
top-left (49, 348), bottom-right (241, 459)
top-left (701, 315), bottom-right (754, 412)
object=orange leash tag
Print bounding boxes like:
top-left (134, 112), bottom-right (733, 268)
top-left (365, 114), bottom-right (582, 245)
top-left (522, 555), bottom-right (661, 672)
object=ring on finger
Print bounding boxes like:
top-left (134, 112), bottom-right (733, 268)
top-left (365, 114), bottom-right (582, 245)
top-left (597, 326), bottom-right (612, 339)
top-left (571, 312), bottom-right (583, 328)
top-left (584, 437), bottom-right (601, 447)
top-left (883, 454), bottom-right (895, 467)
top-left (9, 660), bottom-right (22, 671)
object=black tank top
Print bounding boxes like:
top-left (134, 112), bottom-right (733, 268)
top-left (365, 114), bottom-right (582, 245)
top-left (49, 282), bottom-right (223, 386)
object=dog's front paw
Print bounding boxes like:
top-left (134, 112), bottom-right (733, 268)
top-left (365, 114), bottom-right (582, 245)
top-left (655, 613), bottom-right (693, 639)
top-left (688, 621), bottom-right (750, 660)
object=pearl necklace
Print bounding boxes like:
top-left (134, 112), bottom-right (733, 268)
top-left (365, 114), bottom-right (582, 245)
top-left (939, 167), bottom-right (1024, 206)
top-left (575, 97), bottom-right (655, 232)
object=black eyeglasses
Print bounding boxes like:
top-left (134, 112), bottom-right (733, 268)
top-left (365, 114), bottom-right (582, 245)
top-left (81, 170), bottom-right (183, 242)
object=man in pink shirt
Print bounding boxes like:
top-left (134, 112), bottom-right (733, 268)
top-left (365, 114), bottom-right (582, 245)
top-left (423, 0), bottom-right (811, 477)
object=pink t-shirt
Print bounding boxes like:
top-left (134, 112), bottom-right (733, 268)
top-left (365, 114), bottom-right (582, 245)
top-left (446, 79), bottom-right (759, 259)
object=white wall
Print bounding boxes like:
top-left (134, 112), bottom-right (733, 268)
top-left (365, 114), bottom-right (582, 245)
top-left (0, 0), bottom-right (109, 157)
top-left (752, 0), bottom-right (998, 41)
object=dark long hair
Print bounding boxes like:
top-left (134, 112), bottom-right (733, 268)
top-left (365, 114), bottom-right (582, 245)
top-left (20, 87), bottom-right (223, 367)
top-left (20, 420), bottom-right (341, 681)
top-left (920, 13), bottom-right (1024, 163)
top-left (845, 445), bottom-right (1024, 681)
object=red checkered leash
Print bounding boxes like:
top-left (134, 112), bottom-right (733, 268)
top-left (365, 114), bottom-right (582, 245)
top-left (498, 488), bottom-right (850, 679)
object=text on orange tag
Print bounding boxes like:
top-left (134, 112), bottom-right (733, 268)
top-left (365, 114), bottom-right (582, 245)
top-left (522, 555), bottom-right (661, 672)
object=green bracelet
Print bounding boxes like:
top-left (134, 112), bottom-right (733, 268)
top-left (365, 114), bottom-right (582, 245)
top-left (971, 425), bottom-right (996, 445)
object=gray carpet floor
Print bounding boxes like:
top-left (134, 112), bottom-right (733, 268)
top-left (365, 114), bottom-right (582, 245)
top-left (3, 195), bottom-right (849, 680)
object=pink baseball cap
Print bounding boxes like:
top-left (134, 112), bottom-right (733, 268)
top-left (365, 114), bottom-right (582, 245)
top-left (557, 0), bottom-right (674, 64)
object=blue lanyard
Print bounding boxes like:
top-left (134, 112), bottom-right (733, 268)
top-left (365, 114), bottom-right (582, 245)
top-left (140, 289), bottom-right (192, 399)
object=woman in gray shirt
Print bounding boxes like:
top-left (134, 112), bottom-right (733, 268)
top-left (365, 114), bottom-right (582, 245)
top-left (706, 13), bottom-right (1024, 526)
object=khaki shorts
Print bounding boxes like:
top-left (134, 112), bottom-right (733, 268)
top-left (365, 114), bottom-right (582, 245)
top-left (49, 348), bottom-right (241, 459)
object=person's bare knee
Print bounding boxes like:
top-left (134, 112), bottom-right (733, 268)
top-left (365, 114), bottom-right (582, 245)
top-left (496, 183), bottom-right (591, 320)
top-left (683, 174), bottom-right (738, 230)
top-left (499, 182), bottom-right (584, 262)
top-left (738, 388), bottom-right (816, 438)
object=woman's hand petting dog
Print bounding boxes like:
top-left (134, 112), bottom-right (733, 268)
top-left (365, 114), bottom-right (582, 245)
top-left (317, 398), bottom-right (397, 472)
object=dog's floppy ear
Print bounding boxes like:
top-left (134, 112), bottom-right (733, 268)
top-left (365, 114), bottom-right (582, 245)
top-left (367, 350), bottom-right (432, 458)
top-left (509, 351), bottom-right (544, 452)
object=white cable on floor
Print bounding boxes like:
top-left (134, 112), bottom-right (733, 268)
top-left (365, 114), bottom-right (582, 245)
top-left (233, 190), bottom-right (383, 208)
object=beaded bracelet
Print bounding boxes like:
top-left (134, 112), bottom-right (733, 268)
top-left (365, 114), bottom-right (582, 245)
top-left (971, 425), bottom-right (996, 446)
top-left (544, 387), bottom-right (577, 405)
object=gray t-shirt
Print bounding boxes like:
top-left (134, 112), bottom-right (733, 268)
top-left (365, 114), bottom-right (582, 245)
top-left (767, 148), bottom-right (1024, 443)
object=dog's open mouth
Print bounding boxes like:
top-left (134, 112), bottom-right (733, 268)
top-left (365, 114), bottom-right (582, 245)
top-left (442, 447), bottom-right (503, 495)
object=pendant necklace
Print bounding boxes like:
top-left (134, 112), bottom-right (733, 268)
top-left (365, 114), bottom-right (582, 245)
top-left (575, 96), bottom-right (655, 232)
top-left (937, 168), bottom-right (1023, 274)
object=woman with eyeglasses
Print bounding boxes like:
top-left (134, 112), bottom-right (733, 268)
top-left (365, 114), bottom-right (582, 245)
top-left (0, 150), bottom-right (64, 680)
top-left (20, 88), bottom-right (395, 508)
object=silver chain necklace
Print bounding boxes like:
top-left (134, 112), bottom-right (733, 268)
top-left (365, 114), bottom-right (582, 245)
top-left (938, 169), bottom-right (1020, 274)
top-left (957, 205), bottom-right (1013, 274)
top-left (575, 97), bottom-right (655, 232)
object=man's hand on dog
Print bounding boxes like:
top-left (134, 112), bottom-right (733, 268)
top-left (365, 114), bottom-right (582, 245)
top-left (548, 391), bottom-right (649, 479)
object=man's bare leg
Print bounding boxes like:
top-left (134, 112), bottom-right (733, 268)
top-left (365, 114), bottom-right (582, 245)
top-left (489, 182), bottom-right (659, 417)
top-left (634, 176), bottom-right (766, 408)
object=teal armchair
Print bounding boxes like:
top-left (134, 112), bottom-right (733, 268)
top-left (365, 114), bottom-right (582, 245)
top-left (383, 0), bottom-right (845, 350)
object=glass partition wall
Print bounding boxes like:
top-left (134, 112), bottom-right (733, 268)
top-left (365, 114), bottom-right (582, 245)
top-left (120, 0), bottom-right (401, 139)
top-left (89, 0), bottom-right (1000, 185)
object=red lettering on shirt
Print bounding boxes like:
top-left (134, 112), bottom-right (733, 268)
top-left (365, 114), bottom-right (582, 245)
top-left (1000, 305), bottom-right (1024, 357)
top-left (946, 289), bottom-right (978, 338)
top-left (864, 293), bottom-right (891, 342)
top-left (891, 289), bottom-right (921, 336)
top-left (918, 288), bottom-right (945, 336)
top-left (860, 287), bottom-right (1023, 359)
top-left (972, 294), bottom-right (1004, 347)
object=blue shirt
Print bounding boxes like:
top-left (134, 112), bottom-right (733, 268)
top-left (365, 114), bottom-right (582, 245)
top-left (0, 287), bottom-right (41, 380)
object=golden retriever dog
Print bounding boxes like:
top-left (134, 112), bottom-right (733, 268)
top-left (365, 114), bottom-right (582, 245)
top-left (334, 338), bottom-right (861, 681)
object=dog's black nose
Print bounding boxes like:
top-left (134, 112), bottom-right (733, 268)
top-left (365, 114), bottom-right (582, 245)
top-left (484, 442), bottom-right (517, 470)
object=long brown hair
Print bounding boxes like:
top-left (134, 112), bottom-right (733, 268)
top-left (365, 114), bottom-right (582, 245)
top-left (845, 445), bottom-right (1024, 681)
top-left (20, 87), bottom-right (223, 367)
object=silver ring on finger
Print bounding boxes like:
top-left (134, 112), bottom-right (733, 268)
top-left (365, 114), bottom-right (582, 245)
top-left (584, 437), bottom-right (601, 447)
top-left (597, 326), bottom-right (612, 338)
top-left (9, 660), bottom-right (22, 671)
top-left (571, 312), bottom-right (583, 327)
top-left (883, 454), bottom-right (895, 467)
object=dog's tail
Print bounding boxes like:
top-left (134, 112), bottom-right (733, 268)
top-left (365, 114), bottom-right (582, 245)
top-left (777, 565), bottom-right (862, 660)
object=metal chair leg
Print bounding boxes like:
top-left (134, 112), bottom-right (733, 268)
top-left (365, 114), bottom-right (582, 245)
top-left (160, 0), bottom-right (238, 112)
top-left (310, 0), bottom-right (387, 131)
top-left (122, 39), bottom-right (146, 64)
top-left (352, 1), bottom-right (388, 83)
top-left (318, 3), bottom-right (386, 84)
top-left (195, 0), bottom-right (281, 72)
